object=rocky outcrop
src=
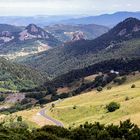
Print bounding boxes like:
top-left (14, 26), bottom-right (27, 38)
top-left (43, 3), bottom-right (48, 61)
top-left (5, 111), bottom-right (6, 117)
top-left (71, 31), bottom-right (85, 41)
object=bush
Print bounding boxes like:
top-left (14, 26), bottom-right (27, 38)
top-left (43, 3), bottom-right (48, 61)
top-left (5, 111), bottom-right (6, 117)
top-left (25, 91), bottom-right (47, 100)
top-left (17, 116), bottom-right (22, 122)
top-left (107, 86), bottom-right (112, 90)
top-left (125, 96), bottom-right (130, 101)
top-left (51, 103), bottom-right (55, 108)
top-left (113, 76), bottom-right (127, 85)
top-left (59, 93), bottom-right (69, 99)
top-left (131, 84), bottom-right (136, 88)
top-left (97, 86), bottom-right (103, 92)
top-left (106, 102), bottom-right (120, 112)
top-left (0, 118), bottom-right (140, 140)
top-left (0, 94), bottom-right (6, 102)
top-left (73, 105), bottom-right (77, 109)
top-left (39, 98), bottom-right (50, 105)
top-left (21, 98), bottom-right (31, 105)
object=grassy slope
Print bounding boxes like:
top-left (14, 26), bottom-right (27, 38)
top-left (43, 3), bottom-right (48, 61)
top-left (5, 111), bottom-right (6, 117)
top-left (1, 74), bottom-right (139, 128)
top-left (47, 74), bottom-right (140, 127)
top-left (0, 106), bottom-right (54, 129)
top-left (0, 108), bottom-right (39, 129)
top-left (10, 106), bottom-right (56, 128)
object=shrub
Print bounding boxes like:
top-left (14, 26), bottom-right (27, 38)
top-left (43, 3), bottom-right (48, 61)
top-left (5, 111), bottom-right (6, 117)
top-left (0, 94), bottom-right (6, 102)
top-left (97, 86), bottom-right (103, 92)
top-left (0, 118), bottom-right (140, 140)
top-left (106, 102), bottom-right (120, 112)
top-left (125, 96), bottom-right (130, 101)
top-left (39, 98), bottom-right (50, 105)
top-left (20, 98), bottom-right (31, 105)
top-left (113, 76), bottom-right (127, 85)
top-left (59, 93), bottom-right (68, 99)
top-left (73, 105), bottom-right (77, 109)
top-left (25, 91), bottom-right (47, 100)
top-left (51, 103), bottom-right (55, 108)
top-left (131, 84), bottom-right (136, 88)
top-left (107, 86), bottom-right (112, 90)
top-left (17, 116), bottom-right (22, 122)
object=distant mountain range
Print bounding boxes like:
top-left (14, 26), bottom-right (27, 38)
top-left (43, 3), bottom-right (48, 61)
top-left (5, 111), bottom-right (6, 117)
top-left (0, 13), bottom-right (140, 80)
top-left (0, 12), bottom-right (139, 27)
top-left (0, 15), bottom-right (85, 26)
top-left (0, 11), bottom-right (139, 60)
top-left (0, 24), bottom-right (61, 59)
top-left (0, 23), bottom-right (109, 59)
top-left (22, 18), bottom-right (140, 78)
top-left (61, 11), bottom-right (140, 27)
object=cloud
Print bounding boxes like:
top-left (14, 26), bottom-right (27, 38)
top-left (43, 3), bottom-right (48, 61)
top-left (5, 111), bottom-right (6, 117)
top-left (0, 0), bottom-right (139, 16)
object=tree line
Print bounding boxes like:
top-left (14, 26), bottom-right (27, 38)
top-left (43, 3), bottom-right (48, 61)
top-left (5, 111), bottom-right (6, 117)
top-left (0, 119), bottom-right (140, 140)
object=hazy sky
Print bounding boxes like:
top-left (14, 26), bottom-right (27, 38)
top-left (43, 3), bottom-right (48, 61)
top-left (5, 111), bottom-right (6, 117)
top-left (0, 0), bottom-right (139, 16)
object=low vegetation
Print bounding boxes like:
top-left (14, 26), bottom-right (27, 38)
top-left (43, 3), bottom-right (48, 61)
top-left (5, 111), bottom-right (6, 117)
top-left (131, 84), bottom-right (136, 88)
top-left (0, 118), bottom-right (140, 140)
top-left (106, 102), bottom-right (120, 112)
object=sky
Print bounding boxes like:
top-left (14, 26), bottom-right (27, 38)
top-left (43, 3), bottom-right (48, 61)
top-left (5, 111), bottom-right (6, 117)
top-left (0, 0), bottom-right (139, 16)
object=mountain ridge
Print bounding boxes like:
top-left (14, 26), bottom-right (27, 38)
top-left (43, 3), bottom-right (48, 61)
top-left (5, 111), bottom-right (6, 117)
top-left (0, 23), bottom-right (62, 59)
top-left (45, 24), bottom-right (109, 42)
top-left (61, 11), bottom-right (140, 27)
top-left (22, 18), bottom-right (140, 78)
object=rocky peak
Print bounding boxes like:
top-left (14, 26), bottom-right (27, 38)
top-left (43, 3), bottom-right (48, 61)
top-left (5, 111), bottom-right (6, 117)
top-left (26, 24), bottom-right (40, 34)
top-left (18, 24), bottom-right (51, 41)
top-left (71, 31), bottom-right (85, 41)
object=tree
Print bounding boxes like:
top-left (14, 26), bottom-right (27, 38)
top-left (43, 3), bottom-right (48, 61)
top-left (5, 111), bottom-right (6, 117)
top-left (131, 84), bottom-right (136, 88)
top-left (47, 87), bottom-right (57, 96)
top-left (17, 116), bottom-right (22, 122)
top-left (107, 86), bottom-right (112, 90)
top-left (106, 102), bottom-right (120, 112)
top-left (97, 86), bottom-right (103, 92)
top-left (73, 105), bottom-right (77, 109)
top-left (51, 103), bottom-right (55, 108)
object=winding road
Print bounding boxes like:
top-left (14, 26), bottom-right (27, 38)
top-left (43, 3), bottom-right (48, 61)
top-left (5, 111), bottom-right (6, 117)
top-left (38, 101), bottom-right (64, 127)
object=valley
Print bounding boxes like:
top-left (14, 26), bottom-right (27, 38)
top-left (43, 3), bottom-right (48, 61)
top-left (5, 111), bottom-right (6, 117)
top-left (45, 24), bottom-right (109, 42)
top-left (0, 23), bottom-right (108, 60)
top-left (22, 18), bottom-right (140, 78)
top-left (0, 8), bottom-right (140, 139)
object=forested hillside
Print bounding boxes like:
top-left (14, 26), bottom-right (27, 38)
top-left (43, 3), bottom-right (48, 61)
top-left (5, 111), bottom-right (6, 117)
top-left (0, 57), bottom-right (46, 91)
top-left (52, 58), bottom-right (140, 87)
top-left (23, 18), bottom-right (140, 78)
